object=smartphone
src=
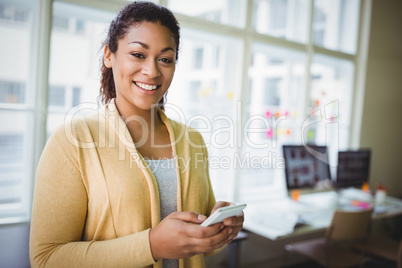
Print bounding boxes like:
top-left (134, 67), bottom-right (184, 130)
top-left (201, 203), bottom-right (246, 227)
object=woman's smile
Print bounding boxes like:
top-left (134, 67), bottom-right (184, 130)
top-left (134, 81), bottom-right (160, 91)
top-left (133, 81), bottom-right (162, 95)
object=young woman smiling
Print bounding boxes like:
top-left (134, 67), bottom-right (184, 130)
top-left (30, 2), bottom-right (244, 268)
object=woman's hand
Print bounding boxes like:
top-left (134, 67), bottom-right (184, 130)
top-left (210, 201), bottom-right (245, 246)
top-left (149, 211), bottom-right (231, 260)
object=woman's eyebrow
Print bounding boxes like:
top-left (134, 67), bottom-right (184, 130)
top-left (128, 41), bottom-right (149, 48)
top-left (161, 47), bottom-right (175, 53)
top-left (128, 41), bottom-right (175, 52)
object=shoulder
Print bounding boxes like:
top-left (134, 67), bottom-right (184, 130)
top-left (50, 110), bottom-right (101, 150)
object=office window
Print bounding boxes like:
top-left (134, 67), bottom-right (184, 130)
top-left (52, 16), bottom-right (69, 31)
top-left (240, 44), bottom-right (306, 203)
top-left (263, 78), bottom-right (281, 106)
top-left (167, 28), bottom-right (243, 201)
top-left (0, 0), bottom-right (35, 223)
top-left (47, 2), bottom-right (114, 136)
top-left (313, 0), bottom-right (360, 54)
top-left (0, 4), bottom-right (30, 24)
top-left (72, 86), bottom-right (81, 107)
top-left (309, 54), bottom-right (354, 156)
top-left (0, 111), bottom-right (32, 220)
top-left (0, 0), bottom-right (368, 223)
top-left (53, 16), bottom-right (87, 35)
top-left (168, 0), bottom-right (247, 28)
top-left (0, 80), bottom-right (25, 104)
top-left (48, 85), bottom-right (66, 107)
top-left (253, 0), bottom-right (310, 43)
top-left (0, 2), bottom-right (31, 107)
top-left (75, 19), bottom-right (85, 34)
top-left (188, 81), bottom-right (202, 103)
top-left (192, 47), bottom-right (204, 70)
top-left (124, 0), bottom-right (158, 2)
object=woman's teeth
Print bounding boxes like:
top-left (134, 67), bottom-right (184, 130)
top-left (135, 82), bottom-right (158, 91)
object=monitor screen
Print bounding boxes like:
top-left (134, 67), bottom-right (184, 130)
top-left (336, 150), bottom-right (371, 189)
top-left (282, 145), bottom-right (331, 190)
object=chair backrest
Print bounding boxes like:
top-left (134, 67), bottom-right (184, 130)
top-left (325, 208), bottom-right (373, 241)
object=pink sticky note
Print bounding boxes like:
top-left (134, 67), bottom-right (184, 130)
top-left (266, 129), bottom-right (273, 138)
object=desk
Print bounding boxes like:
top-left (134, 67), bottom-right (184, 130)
top-left (244, 189), bottom-right (402, 240)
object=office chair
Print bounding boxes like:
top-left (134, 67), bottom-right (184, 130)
top-left (284, 209), bottom-right (373, 267)
top-left (350, 235), bottom-right (402, 267)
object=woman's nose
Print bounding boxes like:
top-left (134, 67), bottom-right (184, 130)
top-left (142, 58), bottom-right (160, 78)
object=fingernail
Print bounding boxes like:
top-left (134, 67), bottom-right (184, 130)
top-left (220, 224), bottom-right (224, 230)
top-left (198, 214), bottom-right (207, 221)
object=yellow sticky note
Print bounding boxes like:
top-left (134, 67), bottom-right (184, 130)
top-left (307, 129), bottom-right (314, 140)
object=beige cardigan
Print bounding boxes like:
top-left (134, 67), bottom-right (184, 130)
top-left (30, 100), bottom-right (217, 268)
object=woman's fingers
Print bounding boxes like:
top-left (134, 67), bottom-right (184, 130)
top-left (221, 211), bottom-right (245, 244)
top-left (223, 212), bottom-right (244, 226)
top-left (168, 212), bottom-right (223, 237)
top-left (150, 202), bottom-right (246, 260)
top-left (150, 211), bottom-right (234, 260)
top-left (210, 201), bottom-right (232, 214)
top-left (184, 226), bottom-right (233, 253)
top-left (167, 211), bottom-right (207, 224)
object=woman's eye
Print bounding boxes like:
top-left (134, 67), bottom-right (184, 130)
top-left (131, 53), bottom-right (144, 58)
top-left (160, 58), bottom-right (173, 64)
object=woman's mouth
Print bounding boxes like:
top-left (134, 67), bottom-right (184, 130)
top-left (134, 81), bottom-right (159, 91)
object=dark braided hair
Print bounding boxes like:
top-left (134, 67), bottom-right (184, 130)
top-left (99, 1), bottom-right (180, 107)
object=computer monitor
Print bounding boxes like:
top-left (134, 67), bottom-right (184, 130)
top-left (283, 145), bottom-right (331, 190)
top-left (335, 150), bottom-right (371, 189)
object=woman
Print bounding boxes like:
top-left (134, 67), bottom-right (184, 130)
top-left (30, 2), bottom-right (244, 268)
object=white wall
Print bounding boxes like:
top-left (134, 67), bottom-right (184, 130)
top-left (360, 0), bottom-right (402, 198)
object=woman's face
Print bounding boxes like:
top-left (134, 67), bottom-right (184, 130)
top-left (104, 21), bottom-right (176, 113)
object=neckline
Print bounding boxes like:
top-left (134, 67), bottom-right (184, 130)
top-left (144, 158), bottom-right (175, 162)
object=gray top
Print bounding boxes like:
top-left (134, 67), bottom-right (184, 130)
top-left (145, 158), bottom-right (178, 268)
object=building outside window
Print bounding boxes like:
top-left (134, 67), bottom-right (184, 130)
top-left (0, 81), bottom-right (26, 104)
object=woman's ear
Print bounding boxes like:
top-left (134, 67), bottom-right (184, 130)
top-left (104, 45), bottom-right (112, 68)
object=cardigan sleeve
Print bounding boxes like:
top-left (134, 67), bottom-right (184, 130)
top-left (202, 144), bottom-right (217, 216)
top-left (199, 137), bottom-right (226, 258)
top-left (30, 129), bottom-right (156, 268)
